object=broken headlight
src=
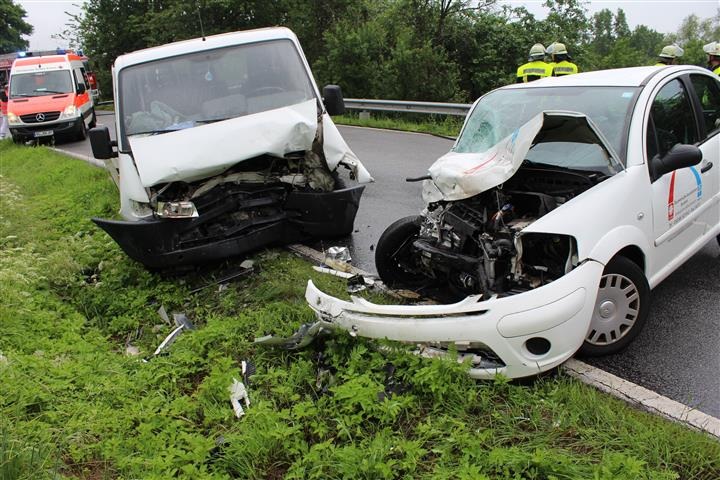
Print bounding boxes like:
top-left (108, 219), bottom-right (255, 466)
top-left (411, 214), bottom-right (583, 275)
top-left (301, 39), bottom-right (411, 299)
top-left (156, 201), bottom-right (199, 218)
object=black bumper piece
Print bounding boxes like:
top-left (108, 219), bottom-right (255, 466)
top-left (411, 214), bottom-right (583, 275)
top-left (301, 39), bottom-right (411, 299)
top-left (93, 185), bottom-right (365, 269)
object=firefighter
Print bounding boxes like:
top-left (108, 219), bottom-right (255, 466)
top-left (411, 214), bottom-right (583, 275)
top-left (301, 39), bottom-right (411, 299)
top-left (516, 43), bottom-right (551, 83)
top-left (655, 45), bottom-right (684, 66)
top-left (703, 41), bottom-right (720, 75)
top-left (546, 42), bottom-right (578, 76)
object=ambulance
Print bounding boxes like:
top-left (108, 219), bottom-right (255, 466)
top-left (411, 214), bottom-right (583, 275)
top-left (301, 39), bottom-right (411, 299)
top-left (1, 52), bottom-right (96, 143)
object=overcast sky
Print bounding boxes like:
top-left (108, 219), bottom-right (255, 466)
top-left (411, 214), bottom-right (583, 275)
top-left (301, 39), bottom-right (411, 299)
top-left (16, 0), bottom-right (720, 51)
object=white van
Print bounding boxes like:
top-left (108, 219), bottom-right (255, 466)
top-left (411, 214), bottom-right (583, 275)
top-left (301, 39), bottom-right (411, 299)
top-left (89, 27), bottom-right (372, 269)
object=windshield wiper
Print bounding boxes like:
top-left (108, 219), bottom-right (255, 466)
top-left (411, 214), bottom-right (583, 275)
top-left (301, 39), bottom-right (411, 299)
top-left (35, 90), bottom-right (69, 95)
top-left (196, 118), bottom-right (230, 124)
top-left (128, 129), bottom-right (174, 137)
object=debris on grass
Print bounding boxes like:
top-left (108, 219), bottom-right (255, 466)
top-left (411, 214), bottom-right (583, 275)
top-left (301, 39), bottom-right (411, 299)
top-left (254, 321), bottom-right (329, 350)
top-left (188, 260), bottom-right (255, 294)
top-left (312, 265), bottom-right (354, 279)
top-left (229, 378), bottom-right (250, 418)
top-left (152, 312), bottom-right (195, 356)
top-left (323, 246), bottom-right (352, 273)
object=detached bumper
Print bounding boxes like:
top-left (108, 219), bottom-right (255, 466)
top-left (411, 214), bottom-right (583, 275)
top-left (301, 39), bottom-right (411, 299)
top-left (305, 260), bottom-right (604, 379)
top-left (94, 185), bottom-right (365, 269)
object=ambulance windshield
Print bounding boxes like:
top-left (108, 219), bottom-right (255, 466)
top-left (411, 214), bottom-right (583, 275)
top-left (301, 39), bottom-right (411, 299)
top-left (9, 71), bottom-right (73, 97)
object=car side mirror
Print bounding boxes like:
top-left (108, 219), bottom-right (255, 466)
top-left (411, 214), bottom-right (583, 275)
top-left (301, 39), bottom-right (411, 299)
top-left (76, 84), bottom-right (86, 94)
top-left (0, 90), bottom-right (7, 102)
top-left (651, 144), bottom-right (702, 182)
top-left (89, 125), bottom-right (117, 159)
top-left (322, 84), bottom-right (345, 116)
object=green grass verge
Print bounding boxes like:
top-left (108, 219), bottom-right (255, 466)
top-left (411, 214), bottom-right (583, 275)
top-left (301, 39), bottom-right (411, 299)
top-left (0, 140), bottom-right (718, 479)
top-left (333, 113), bottom-right (463, 138)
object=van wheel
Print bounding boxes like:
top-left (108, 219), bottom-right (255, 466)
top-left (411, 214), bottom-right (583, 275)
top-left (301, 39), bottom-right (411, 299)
top-left (11, 133), bottom-right (24, 144)
top-left (76, 118), bottom-right (87, 141)
top-left (88, 109), bottom-right (97, 129)
top-left (580, 256), bottom-right (650, 356)
top-left (375, 215), bottom-right (426, 288)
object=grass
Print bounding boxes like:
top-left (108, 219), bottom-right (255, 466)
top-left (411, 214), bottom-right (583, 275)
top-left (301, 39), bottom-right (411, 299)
top-left (333, 112), bottom-right (463, 138)
top-left (0, 140), bottom-right (719, 479)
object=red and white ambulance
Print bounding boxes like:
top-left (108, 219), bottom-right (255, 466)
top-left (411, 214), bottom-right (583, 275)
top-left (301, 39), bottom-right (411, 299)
top-left (2, 52), bottom-right (96, 143)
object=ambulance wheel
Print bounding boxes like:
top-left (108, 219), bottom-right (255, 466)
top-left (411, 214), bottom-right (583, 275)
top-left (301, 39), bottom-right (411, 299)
top-left (11, 133), bottom-right (24, 144)
top-left (88, 109), bottom-right (97, 129)
top-left (76, 118), bottom-right (87, 141)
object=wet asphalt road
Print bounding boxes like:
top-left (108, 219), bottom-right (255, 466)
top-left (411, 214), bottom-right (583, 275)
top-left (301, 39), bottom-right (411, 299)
top-left (58, 119), bottom-right (720, 418)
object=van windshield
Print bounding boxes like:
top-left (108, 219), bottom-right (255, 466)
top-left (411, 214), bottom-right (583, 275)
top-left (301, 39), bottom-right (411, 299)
top-left (9, 71), bottom-right (73, 97)
top-left (118, 39), bottom-right (316, 140)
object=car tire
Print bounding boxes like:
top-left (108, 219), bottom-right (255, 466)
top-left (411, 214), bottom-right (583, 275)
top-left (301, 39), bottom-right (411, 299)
top-left (11, 132), bottom-right (23, 144)
top-left (375, 215), bottom-right (425, 288)
top-left (76, 118), bottom-right (87, 141)
top-left (579, 256), bottom-right (650, 356)
top-left (88, 109), bottom-right (97, 129)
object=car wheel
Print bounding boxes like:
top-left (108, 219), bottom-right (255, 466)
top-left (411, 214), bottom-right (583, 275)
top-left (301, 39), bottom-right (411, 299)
top-left (88, 109), bottom-right (97, 129)
top-left (579, 256), bottom-right (650, 356)
top-left (375, 215), bottom-right (425, 288)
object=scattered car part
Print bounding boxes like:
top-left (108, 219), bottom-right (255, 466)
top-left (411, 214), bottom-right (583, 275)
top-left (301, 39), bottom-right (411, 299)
top-left (312, 265), bottom-right (354, 279)
top-left (188, 260), bottom-right (255, 294)
top-left (254, 320), bottom-right (329, 350)
top-left (229, 378), bottom-right (250, 418)
top-left (152, 312), bottom-right (195, 356)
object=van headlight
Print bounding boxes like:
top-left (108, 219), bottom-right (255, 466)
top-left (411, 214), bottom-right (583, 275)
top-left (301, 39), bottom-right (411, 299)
top-left (7, 112), bottom-right (20, 125)
top-left (59, 105), bottom-right (79, 120)
top-left (156, 201), bottom-right (199, 218)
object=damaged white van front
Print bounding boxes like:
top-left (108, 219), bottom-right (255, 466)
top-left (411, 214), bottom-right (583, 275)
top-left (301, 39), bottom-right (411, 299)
top-left (90, 28), bottom-right (372, 268)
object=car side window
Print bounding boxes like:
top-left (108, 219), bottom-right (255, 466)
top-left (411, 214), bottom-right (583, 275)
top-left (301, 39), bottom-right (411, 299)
top-left (689, 74), bottom-right (720, 139)
top-left (647, 79), bottom-right (699, 158)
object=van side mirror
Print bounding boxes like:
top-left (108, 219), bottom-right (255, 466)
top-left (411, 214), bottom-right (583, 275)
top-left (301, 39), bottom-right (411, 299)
top-left (76, 84), bottom-right (86, 95)
top-left (650, 144), bottom-right (702, 182)
top-left (89, 126), bottom-right (117, 159)
top-left (322, 85), bottom-right (345, 116)
top-left (0, 90), bottom-right (7, 102)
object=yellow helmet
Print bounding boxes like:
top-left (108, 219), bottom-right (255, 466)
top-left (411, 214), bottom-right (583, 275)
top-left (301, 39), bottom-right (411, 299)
top-left (703, 41), bottom-right (720, 56)
top-left (659, 44), bottom-right (684, 59)
top-left (529, 43), bottom-right (545, 61)
top-left (546, 42), bottom-right (568, 55)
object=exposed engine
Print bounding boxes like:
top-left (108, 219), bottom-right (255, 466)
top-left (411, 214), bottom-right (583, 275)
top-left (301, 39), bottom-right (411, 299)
top-left (411, 166), bottom-right (606, 297)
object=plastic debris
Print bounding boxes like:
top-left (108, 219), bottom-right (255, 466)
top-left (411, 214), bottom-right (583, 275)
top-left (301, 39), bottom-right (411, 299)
top-left (312, 265), bottom-right (354, 279)
top-left (242, 360), bottom-right (256, 386)
top-left (347, 274), bottom-right (375, 293)
top-left (254, 321), bottom-right (327, 350)
top-left (324, 246), bottom-right (352, 272)
top-left (157, 305), bottom-right (171, 325)
top-left (152, 312), bottom-right (195, 356)
top-left (229, 378), bottom-right (250, 418)
top-left (189, 261), bottom-right (255, 294)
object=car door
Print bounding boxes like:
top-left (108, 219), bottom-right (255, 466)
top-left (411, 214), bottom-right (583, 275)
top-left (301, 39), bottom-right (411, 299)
top-left (646, 76), bottom-right (717, 268)
top-left (688, 72), bottom-right (720, 228)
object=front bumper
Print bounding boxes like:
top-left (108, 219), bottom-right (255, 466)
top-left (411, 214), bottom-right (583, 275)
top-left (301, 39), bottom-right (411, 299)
top-left (305, 259), bottom-right (604, 379)
top-left (94, 185), bottom-right (365, 269)
top-left (9, 117), bottom-right (82, 139)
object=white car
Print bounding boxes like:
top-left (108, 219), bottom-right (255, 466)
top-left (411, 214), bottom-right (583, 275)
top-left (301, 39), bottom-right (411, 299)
top-left (89, 28), bottom-right (372, 269)
top-left (305, 65), bottom-right (720, 379)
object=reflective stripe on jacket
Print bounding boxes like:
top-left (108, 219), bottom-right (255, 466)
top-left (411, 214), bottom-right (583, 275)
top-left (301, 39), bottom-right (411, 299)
top-left (552, 61), bottom-right (578, 76)
top-left (516, 61), bottom-right (551, 82)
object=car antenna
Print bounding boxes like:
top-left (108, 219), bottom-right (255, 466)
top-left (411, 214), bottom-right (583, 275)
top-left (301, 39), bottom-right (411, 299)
top-left (196, 1), bottom-right (206, 41)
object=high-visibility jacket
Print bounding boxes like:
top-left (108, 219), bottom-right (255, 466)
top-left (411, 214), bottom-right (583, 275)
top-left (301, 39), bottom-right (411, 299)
top-left (552, 61), bottom-right (578, 76)
top-left (712, 65), bottom-right (720, 76)
top-left (516, 61), bottom-right (552, 83)
top-left (655, 62), bottom-right (668, 66)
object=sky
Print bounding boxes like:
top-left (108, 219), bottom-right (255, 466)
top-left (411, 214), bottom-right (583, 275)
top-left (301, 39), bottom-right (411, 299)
top-left (16, 0), bottom-right (720, 51)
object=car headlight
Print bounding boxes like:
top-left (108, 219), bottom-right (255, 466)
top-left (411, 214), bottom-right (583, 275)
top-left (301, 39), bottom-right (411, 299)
top-left (7, 112), bottom-right (20, 125)
top-left (59, 105), bottom-right (79, 120)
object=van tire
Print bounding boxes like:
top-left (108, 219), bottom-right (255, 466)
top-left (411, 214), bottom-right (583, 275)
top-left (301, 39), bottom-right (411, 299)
top-left (11, 133), bottom-right (24, 144)
top-left (76, 118), bottom-right (87, 141)
top-left (88, 109), bottom-right (97, 129)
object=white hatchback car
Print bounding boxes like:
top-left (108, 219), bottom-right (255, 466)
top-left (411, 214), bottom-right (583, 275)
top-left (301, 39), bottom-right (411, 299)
top-left (305, 66), bottom-right (720, 379)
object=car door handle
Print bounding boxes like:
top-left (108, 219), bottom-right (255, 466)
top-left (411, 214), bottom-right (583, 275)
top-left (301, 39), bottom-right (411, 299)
top-left (700, 162), bottom-right (713, 174)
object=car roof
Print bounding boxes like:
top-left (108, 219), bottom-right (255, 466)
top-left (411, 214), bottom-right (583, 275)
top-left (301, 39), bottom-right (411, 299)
top-left (501, 65), bottom-right (712, 90)
top-left (114, 27), bottom-right (300, 71)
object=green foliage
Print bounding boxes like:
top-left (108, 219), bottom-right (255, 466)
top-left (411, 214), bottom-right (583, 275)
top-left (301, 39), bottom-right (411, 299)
top-left (0, 0), bottom-right (32, 54)
top-left (1, 140), bottom-right (720, 478)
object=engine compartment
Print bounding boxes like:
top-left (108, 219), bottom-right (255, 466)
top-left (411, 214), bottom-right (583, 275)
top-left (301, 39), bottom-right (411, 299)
top-left (413, 165), bottom-right (607, 297)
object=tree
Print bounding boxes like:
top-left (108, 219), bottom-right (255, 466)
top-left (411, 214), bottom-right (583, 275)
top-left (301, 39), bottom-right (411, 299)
top-left (0, 0), bottom-right (33, 54)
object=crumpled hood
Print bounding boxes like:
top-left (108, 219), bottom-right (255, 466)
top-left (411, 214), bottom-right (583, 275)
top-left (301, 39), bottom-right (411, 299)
top-left (128, 99), bottom-right (372, 187)
top-left (423, 111), bottom-right (618, 202)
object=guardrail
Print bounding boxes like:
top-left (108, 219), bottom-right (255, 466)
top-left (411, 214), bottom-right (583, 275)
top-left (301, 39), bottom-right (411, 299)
top-left (92, 98), bottom-right (474, 116)
top-left (344, 98), bottom-right (472, 116)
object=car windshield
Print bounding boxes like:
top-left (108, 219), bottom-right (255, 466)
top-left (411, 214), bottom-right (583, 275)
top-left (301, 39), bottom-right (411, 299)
top-left (9, 70), bottom-right (73, 97)
top-left (119, 39), bottom-right (316, 140)
top-left (454, 86), bottom-right (640, 168)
